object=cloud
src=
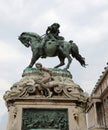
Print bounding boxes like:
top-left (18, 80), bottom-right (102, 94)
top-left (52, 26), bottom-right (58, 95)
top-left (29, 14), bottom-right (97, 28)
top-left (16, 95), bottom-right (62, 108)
top-left (0, 112), bottom-right (8, 130)
top-left (0, 79), bottom-right (11, 91)
top-left (0, 41), bottom-right (23, 61)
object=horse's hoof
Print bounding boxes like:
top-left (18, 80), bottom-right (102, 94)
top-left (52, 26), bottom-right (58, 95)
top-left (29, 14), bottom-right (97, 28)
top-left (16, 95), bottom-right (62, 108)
top-left (54, 66), bottom-right (58, 68)
top-left (27, 65), bottom-right (32, 68)
top-left (63, 68), bottom-right (68, 71)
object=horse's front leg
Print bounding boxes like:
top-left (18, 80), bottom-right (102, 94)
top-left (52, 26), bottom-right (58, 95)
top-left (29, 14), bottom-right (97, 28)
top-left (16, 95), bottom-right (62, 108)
top-left (28, 54), bottom-right (39, 68)
top-left (54, 56), bottom-right (65, 68)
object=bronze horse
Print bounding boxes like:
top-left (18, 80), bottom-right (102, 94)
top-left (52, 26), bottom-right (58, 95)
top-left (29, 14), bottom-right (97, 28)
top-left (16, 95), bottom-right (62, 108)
top-left (18, 32), bottom-right (86, 70)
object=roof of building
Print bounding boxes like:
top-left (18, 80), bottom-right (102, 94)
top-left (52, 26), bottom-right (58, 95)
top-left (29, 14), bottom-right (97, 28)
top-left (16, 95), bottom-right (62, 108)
top-left (91, 62), bottom-right (108, 95)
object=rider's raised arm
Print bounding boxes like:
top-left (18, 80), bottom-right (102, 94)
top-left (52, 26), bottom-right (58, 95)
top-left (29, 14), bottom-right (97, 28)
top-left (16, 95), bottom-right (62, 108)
top-left (46, 26), bottom-right (51, 34)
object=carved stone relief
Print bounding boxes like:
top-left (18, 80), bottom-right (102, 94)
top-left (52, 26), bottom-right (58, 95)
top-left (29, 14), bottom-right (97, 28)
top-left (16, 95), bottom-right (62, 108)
top-left (22, 108), bottom-right (69, 130)
top-left (4, 63), bottom-right (88, 104)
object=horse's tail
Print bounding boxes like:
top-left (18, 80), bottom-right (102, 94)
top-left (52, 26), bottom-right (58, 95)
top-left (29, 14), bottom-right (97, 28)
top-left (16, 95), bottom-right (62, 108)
top-left (70, 42), bottom-right (86, 67)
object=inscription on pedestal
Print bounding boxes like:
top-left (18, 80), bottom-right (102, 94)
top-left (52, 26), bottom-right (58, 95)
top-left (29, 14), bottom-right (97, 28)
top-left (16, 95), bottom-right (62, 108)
top-left (22, 108), bottom-right (69, 130)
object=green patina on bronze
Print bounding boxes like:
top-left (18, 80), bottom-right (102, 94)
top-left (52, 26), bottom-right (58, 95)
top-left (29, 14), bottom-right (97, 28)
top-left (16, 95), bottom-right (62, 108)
top-left (22, 108), bottom-right (69, 130)
top-left (22, 66), bottom-right (72, 78)
top-left (18, 23), bottom-right (87, 70)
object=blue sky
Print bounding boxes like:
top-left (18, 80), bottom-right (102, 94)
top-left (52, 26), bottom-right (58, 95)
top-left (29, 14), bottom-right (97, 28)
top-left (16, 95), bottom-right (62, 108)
top-left (0, 0), bottom-right (108, 129)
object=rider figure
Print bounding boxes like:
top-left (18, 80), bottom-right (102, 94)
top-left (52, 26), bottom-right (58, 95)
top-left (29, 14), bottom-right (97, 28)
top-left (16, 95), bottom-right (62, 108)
top-left (41, 23), bottom-right (64, 58)
top-left (46, 23), bottom-right (64, 40)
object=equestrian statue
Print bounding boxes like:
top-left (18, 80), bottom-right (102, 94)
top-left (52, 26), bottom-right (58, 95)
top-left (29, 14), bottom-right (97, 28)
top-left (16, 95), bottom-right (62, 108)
top-left (18, 23), bottom-right (87, 70)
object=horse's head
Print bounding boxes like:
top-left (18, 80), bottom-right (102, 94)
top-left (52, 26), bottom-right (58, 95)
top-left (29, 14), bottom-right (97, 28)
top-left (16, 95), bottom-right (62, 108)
top-left (18, 32), bottom-right (30, 47)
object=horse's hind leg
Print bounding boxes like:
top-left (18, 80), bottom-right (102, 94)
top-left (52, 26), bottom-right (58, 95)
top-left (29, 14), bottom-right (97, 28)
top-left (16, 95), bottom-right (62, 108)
top-left (64, 55), bottom-right (72, 70)
top-left (54, 56), bottom-right (65, 68)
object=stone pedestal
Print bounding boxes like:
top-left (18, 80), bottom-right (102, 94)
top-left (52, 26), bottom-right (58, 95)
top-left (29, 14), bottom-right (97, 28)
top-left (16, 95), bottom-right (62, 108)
top-left (4, 63), bottom-right (88, 130)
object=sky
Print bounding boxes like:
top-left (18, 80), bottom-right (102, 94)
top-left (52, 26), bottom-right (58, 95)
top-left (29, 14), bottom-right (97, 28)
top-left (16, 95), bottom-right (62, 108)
top-left (0, 0), bottom-right (108, 129)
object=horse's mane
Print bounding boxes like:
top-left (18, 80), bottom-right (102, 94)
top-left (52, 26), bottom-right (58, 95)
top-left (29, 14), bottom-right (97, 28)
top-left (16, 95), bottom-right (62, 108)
top-left (21, 32), bottom-right (42, 42)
